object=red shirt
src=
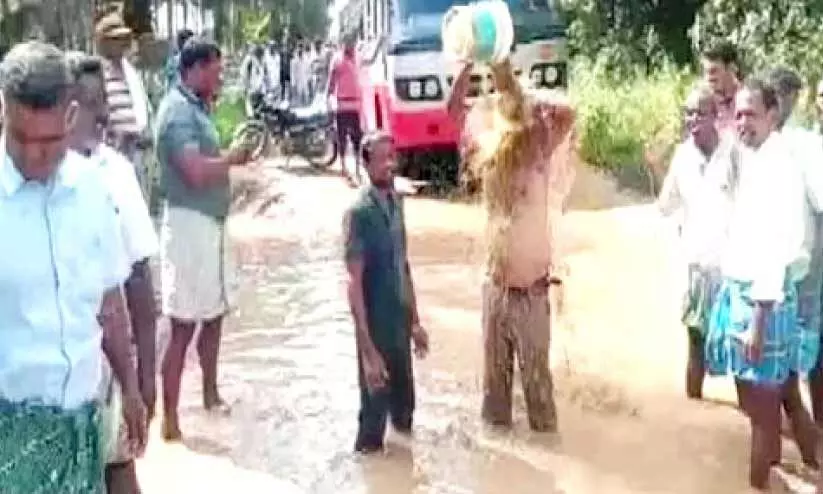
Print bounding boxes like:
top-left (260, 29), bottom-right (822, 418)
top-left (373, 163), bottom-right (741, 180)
top-left (330, 53), bottom-right (361, 112)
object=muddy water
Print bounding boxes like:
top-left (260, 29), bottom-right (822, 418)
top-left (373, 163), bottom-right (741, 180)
top-left (157, 162), bottom-right (801, 494)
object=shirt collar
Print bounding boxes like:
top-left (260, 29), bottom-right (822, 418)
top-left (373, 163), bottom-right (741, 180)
top-left (0, 136), bottom-right (83, 197)
top-left (175, 82), bottom-right (208, 111)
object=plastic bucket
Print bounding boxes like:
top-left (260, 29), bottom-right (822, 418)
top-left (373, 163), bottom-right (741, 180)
top-left (442, 0), bottom-right (514, 65)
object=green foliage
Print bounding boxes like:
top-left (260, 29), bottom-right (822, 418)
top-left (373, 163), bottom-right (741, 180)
top-left (569, 57), bottom-right (694, 189)
top-left (213, 89), bottom-right (246, 148)
top-left (693, 0), bottom-right (823, 124)
top-left (239, 10), bottom-right (272, 44)
top-left (558, 0), bottom-right (705, 69)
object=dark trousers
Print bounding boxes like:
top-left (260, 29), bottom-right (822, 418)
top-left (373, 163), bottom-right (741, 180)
top-left (354, 345), bottom-right (415, 452)
top-left (336, 110), bottom-right (363, 159)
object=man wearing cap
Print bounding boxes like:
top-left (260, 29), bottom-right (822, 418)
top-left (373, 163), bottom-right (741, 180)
top-left (95, 9), bottom-right (153, 202)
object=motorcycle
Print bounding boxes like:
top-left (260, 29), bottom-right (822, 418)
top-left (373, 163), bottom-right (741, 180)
top-left (233, 90), bottom-right (338, 169)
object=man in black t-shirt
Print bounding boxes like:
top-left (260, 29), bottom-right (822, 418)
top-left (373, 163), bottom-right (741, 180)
top-left (279, 42), bottom-right (292, 100)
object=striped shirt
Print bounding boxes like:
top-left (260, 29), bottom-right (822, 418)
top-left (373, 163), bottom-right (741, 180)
top-left (103, 60), bottom-right (140, 137)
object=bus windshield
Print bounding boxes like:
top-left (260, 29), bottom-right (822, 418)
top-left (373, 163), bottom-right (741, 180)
top-left (397, 0), bottom-right (554, 17)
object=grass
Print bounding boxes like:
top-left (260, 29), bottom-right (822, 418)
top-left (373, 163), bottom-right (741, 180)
top-left (568, 59), bottom-right (694, 193)
top-left (213, 89), bottom-right (246, 148)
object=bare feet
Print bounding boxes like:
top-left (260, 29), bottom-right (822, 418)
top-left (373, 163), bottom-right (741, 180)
top-left (204, 393), bottom-right (232, 416)
top-left (161, 414), bottom-right (182, 442)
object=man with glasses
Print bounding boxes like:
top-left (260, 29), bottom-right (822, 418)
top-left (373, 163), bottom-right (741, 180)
top-left (655, 84), bottom-right (737, 399)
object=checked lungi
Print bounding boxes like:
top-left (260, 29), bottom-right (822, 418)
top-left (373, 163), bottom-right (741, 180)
top-left (0, 400), bottom-right (103, 494)
top-left (706, 277), bottom-right (820, 385)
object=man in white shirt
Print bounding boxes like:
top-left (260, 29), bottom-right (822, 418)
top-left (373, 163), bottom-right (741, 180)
top-left (264, 41), bottom-right (281, 98)
top-left (768, 69), bottom-right (823, 433)
top-left (704, 77), bottom-right (819, 490)
top-left (656, 84), bottom-right (736, 400)
top-left (67, 51), bottom-right (160, 494)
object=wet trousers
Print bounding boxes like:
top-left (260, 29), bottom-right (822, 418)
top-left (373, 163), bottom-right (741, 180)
top-left (354, 345), bottom-right (415, 452)
top-left (482, 277), bottom-right (557, 431)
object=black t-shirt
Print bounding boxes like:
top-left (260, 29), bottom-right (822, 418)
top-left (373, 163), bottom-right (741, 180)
top-left (280, 49), bottom-right (291, 80)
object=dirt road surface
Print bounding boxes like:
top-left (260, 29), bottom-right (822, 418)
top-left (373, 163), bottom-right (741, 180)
top-left (135, 159), bottom-right (809, 493)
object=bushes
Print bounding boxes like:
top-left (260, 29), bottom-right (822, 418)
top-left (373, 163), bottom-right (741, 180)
top-left (213, 89), bottom-right (246, 148)
top-left (569, 58), bottom-right (694, 192)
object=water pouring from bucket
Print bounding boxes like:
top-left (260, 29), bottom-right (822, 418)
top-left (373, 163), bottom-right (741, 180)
top-left (441, 0), bottom-right (515, 65)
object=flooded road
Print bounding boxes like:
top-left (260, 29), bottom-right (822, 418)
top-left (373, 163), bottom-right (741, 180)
top-left (138, 160), bottom-right (809, 493)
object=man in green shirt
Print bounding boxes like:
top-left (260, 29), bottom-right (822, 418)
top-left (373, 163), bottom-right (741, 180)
top-left (343, 130), bottom-right (429, 453)
top-left (154, 37), bottom-right (251, 441)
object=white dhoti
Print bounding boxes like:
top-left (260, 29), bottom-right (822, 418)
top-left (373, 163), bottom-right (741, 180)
top-left (160, 205), bottom-right (236, 321)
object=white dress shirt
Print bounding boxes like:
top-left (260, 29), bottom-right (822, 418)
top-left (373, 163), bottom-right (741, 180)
top-left (657, 135), bottom-right (736, 268)
top-left (92, 143), bottom-right (159, 265)
top-left (721, 132), bottom-right (808, 301)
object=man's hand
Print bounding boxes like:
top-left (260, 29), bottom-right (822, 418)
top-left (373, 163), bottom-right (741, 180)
top-left (226, 145), bottom-right (252, 166)
top-left (361, 347), bottom-right (388, 393)
top-left (411, 323), bottom-right (429, 359)
top-left (741, 324), bottom-right (764, 363)
top-left (533, 91), bottom-right (575, 154)
top-left (122, 389), bottom-right (148, 457)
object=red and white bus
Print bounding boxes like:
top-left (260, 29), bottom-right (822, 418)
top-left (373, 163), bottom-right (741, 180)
top-left (338, 0), bottom-right (567, 181)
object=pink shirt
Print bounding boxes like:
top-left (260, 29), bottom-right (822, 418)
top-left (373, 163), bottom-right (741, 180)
top-left (330, 54), bottom-right (361, 112)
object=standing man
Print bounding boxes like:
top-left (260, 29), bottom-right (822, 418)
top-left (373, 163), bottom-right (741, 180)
top-left (700, 41), bottom-right (741, 133)
top-left (279, 39), bottom-right (292, 101)
top-left (264, 41), bottom-right (281, 99)
top-left (328, 37), bottom-right (363, 183)
top-left (155, 38), bottom-right (251, 441)
top-left (343, 130), bottom-right (429, 453)
top-left (94, 10), bottom-right (153, 201)
top-left (447, 58), bottom-right (575, 432)
top-left (655, 84), bottom-right (737, 400)
top-left (767, 68), bottom-right (823, 433)
top-left (291, 43), bottom-right (306, 104)
top-left (67, 51), bottom-right (159, 494)
top-left (0, 41), bottom-right (146, 492)
top-left (704, 77), bottom-right (819, 489)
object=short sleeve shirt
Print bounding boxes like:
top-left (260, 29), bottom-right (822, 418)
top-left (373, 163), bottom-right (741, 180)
top-left (154, 83), bottom-right (230, 219)
top-left (344, 186), bottom-right (409, 351)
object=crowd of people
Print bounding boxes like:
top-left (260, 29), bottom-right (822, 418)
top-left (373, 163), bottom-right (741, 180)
top-left (0, 6), bottom-right (255, 491)
top-left (4, 5), bottom-right (823, 494)
top-left (240, 37), bottom-right (334, 108)
top-left (651, 42), bottom-right (823, 490)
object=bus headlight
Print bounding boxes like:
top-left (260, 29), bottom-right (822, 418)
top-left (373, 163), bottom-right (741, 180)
top-left (408, 80), bottom-right (422, 99)
top-left (543, 66), bottom-right (558, 84)
top-left (424, 78), bottom-right (439, 97)
top-left (530, 68), bottom-right (543, 85)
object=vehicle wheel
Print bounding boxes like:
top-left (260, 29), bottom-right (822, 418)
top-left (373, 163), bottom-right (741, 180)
top-left (307, 128), bottom-right (338, 169)
top-left (232, 120), bottom-right (270, 161)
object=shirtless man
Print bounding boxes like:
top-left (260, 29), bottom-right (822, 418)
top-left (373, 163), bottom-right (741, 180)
top-left (447, 59), bottom-right (575, 431)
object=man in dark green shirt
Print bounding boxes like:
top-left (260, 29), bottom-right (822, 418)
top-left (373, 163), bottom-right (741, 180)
top-left (343, 130), bottom-right (429, 453)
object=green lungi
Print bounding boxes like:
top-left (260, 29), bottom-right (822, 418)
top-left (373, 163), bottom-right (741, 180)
top-left (0, 400), bottom-right (103, 494)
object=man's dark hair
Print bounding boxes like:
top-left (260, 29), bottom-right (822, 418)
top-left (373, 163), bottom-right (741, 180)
top-left (0, 41), bottom-right (71, 109)
top-left (66, 51), bottom-right (103, 84)
top-left (66, 52), bottom-right (104, 104)
top-left (743, 75), bottom-right (780, 111)
top-left (702, 41), bottom-right (740, 67)
top-left (176, 28), bottom-right (195, 51)
top-left (768, 67), bottom-right (802, 96)
top-left (179, 37), bottom-right (221, 74)
top-left (360, 130), bottom-right (392, 164)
